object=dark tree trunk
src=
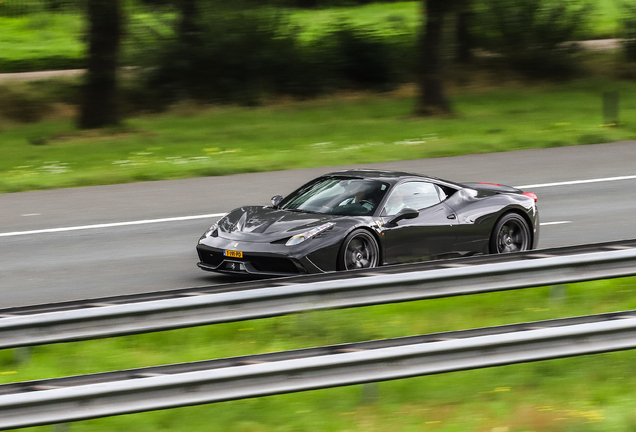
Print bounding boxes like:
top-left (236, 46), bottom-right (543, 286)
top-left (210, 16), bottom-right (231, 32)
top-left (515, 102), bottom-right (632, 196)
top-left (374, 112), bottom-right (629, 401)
top-left (456, 2), bottom-right (473, 64)
top-left (176, 0), bottom-right (200, 98)
top-left (78, 0), bottom-right (122, 129)
top-left (414, 0), bottom-right (453, 116)
top-left (178, 0), bottom-right (198, 45)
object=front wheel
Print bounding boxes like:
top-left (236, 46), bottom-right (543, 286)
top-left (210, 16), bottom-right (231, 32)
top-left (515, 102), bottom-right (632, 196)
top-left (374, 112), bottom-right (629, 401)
top-left (338, 230), bottom-right (379, 270)
top-left (489, 213), bottom-right (531, 254)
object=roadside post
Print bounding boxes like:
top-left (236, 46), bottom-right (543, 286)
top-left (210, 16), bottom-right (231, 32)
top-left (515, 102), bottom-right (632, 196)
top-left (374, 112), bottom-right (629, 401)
top-left (603, 91), bottom-right (620, 126)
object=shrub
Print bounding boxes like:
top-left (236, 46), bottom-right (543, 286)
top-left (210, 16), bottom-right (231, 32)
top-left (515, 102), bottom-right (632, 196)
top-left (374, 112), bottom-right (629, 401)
top-left (122, 5), bottom-right (178, 68)
top-left (235, 0), bottom-right (402, 8)
top-left (311, 24), bottom-right (396, 89)
top-left (28, 77), bottom-right (82, 105)
top-left (0, 0), bottom-right (82, 16)
top-left (0, 82), bottom-right (53, 122)
top-left (0, 56), bottom-right (85, 74)
top-left (474, 0), bottom-right (592, 78)
top-left (139, 7), bottom-right (305, 104)
top-left (137, 4), bottom-right (408, 106)
top-left (621, 3), bottom-right (636, 63)
top-left (0, 78), bottom-right (80, 122)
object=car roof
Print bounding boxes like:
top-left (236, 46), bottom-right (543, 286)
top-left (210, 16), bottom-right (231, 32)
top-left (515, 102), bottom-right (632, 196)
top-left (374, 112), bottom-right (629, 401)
top-left (322, 169), bottom-right (460, 187)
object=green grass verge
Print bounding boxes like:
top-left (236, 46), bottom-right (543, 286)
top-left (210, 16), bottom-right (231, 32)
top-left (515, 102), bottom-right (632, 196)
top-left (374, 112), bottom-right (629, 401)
top-left (1, 77), bottom-right (635, 194)
top-left (2, 276), bottom-right (636, 431)
top-left (0, 12), bottom-right (84, 72)
top-left (0, 0), bottom-right (626, 72)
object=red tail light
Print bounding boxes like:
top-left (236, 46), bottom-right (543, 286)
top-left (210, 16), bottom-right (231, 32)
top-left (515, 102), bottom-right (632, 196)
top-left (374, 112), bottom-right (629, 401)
top-left (478, 182), bottom-right (502, 186)
top-left (522, 192), bottom-right (538, 202)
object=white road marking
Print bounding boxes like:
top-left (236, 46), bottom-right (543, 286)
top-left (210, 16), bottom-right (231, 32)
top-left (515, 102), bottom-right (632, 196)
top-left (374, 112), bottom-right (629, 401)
top-left (21, 213), bottom-right (41, 217)
top-left (0, 213), bottom-right (225, 238)
top-left (2, 173), bottom-right (631, 238)
top-left (516, 174), bottom-right (636, 189)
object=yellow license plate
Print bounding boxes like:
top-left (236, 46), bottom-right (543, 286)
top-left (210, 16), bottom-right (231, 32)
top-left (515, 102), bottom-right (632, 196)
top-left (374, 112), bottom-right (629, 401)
top-left (224, 250), bottom-right (243, 258)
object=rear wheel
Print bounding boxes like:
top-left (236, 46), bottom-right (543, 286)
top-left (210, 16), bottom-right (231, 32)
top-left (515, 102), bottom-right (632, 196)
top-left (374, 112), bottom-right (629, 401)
top-left (489, 213), bottom-right (531, 254)
top-left (338, 230), bottom-right (379, 270)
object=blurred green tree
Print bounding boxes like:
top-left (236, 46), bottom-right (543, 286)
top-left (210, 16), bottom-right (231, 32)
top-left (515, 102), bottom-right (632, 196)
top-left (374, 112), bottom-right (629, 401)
top-left (78, 0), bottom-right (122, 128)
top-left (474, 0), bottom-right (591, 78)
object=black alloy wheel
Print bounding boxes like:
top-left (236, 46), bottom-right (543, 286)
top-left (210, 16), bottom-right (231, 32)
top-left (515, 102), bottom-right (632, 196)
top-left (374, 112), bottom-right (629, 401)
top-left (338, 230), bottom-right (379, 270)
top-left (490, 213), bottom-right (531, 254)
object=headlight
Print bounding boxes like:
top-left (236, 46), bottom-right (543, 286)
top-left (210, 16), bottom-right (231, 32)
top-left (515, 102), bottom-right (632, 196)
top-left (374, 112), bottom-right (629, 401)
top-left (203, 224), bottom-right (218, 238)
top-left (199, 222), bottom-right (220, 242)
top-left (200, 214), bottom-right (228, 241)
top-left (286, 222), bottom-right (335, 246)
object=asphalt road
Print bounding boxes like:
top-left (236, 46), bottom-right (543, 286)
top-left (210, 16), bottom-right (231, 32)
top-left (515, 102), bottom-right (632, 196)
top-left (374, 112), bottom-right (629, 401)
top-left (2, 141), bottom-right (636, 308)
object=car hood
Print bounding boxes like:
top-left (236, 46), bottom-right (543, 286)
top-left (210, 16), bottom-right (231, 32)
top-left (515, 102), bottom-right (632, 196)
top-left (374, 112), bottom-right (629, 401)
top-left (216, 206), bottom-right (343, 243)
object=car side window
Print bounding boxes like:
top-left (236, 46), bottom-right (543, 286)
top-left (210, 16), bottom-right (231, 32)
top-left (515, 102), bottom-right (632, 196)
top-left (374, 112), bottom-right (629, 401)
top-left (383, 182), bottom-right (441, 216)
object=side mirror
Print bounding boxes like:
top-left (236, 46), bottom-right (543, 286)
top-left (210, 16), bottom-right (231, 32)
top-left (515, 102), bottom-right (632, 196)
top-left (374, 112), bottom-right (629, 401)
top-left (271, 195), bottom-right (283, 209)
top-left (387, 207), bottom-right (419, 226)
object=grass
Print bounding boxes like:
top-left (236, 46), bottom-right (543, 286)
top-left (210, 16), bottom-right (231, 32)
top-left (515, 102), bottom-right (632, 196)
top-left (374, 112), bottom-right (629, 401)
top-left (0, 13), bottom-right (83, 58)
top-left (0, 12), bottom-right (84, 71)
top-left (1, 76), bottom-right (635, 193)
top-left (0, 0), bottom-right (627, 72)
top-left (2, 276), bottom-right (636, 431)
top-left (291, 1), bottom-right (421, 40)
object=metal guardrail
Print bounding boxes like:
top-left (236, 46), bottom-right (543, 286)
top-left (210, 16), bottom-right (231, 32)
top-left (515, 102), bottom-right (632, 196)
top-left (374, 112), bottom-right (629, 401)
top-left (2, 240), bottom-right (636, 349)
top-left (7, 239), bottom-right (636, 316)
top-left (1, 310), bottom-right (635, 430)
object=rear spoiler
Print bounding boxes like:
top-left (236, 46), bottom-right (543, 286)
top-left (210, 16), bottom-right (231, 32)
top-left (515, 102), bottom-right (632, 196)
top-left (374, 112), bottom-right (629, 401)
top-left (461, 182), bottom-right (522, 194)
top-left (461, 182), bottom-right (538, 202)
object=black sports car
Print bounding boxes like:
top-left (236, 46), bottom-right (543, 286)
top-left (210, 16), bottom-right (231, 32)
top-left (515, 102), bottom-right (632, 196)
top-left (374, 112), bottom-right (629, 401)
top-left (197, 170), bottom-right (539, 276)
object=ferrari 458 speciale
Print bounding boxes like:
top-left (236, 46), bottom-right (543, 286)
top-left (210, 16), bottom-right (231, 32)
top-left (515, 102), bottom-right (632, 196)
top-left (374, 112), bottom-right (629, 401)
top-left (197, 170), bottom-right (539, 276)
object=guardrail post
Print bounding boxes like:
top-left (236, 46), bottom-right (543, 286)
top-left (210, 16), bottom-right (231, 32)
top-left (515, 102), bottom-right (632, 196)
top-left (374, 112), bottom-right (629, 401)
top-left (361, 383), bottom-right (378, 403)
top-left (53, 423), bottom-right (70, 432)
top-left (603, 91), bottom-right (620, 126)
top-left (13, 347), bottom-right (30, 365)
top-left (550, 284), bottom-right (567, 302)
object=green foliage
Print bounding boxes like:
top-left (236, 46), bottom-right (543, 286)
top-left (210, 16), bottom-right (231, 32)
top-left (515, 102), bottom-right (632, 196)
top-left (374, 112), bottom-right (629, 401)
top-left (621, 2), bottom-right (636, 62)
top-left (0, 78), bottom-right (79, 124)
top-left (136, 3), bottom-right (410, 106)
top-left (0, 0), bottom-right (627, 75)
top-left (123, 6), bottom-right (177, 67)
top-left (0, 56), bottom-right (84, 73)
top-left (0, 12), bottom-right (84, 73)
top-left (0, 0), bottom-right (82, 16)
top-left (139, 7), bottom-right (304, 105)
top-left (0, 82), bottom-right (56, 122)
top-left (311, 24), bottom-right (400, 89)
top-left (474, 0), bottom-right (593, 78)
top-left (239, 0), bottom-right (405, 8)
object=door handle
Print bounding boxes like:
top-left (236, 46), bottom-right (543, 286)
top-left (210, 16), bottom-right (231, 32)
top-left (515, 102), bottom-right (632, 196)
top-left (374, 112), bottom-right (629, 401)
top-left (447, 214), bottom-right (456, 220)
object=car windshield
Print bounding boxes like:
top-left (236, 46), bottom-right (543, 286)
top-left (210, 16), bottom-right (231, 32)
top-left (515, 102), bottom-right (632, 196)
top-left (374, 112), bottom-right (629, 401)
top-left (279, 177), bottom-right (390, 216)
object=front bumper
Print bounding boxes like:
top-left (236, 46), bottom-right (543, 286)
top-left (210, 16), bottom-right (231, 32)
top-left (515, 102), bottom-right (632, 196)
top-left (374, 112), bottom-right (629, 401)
top-left (196, 242), bottom-right (325, 277)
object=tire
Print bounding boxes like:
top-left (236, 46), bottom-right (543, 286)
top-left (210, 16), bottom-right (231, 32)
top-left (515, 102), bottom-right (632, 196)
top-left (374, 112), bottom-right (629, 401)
top-left (489, 213), bottom-right (531, 254)
top-left (338, 229), bottom-right (379, 271)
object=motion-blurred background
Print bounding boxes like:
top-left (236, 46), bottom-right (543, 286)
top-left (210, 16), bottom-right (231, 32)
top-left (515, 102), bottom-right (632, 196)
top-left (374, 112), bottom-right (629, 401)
top-left (2, 1), bottom-right (636, 431)
top-left (1, 0), bottom-right (636, 193)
